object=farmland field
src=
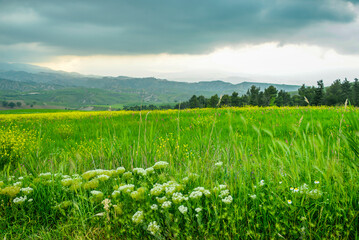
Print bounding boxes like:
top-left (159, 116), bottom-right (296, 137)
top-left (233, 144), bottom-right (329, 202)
top-left (0, 107), bottom-right (358, 239)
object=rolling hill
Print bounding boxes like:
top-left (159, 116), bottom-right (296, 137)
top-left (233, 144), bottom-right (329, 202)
top-left (0, 62), bottom-right (300, 109)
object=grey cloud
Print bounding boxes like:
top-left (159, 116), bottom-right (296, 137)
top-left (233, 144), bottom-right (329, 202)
top-left (0, 0), bottom-right (358, 62)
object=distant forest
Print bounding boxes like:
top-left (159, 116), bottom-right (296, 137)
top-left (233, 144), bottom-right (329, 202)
top-left (123, 78), bottom-right (359, 110)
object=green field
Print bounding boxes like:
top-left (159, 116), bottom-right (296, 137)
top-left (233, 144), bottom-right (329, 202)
top-left (0, 107), bottom-right (358, 239)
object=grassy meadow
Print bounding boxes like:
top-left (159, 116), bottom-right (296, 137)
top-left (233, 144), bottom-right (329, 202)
top-left (0, 106), bottom-right (358, 239)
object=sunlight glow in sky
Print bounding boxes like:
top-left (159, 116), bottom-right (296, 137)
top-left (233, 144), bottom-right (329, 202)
top-left (35, 43), bottom-right (359, 85)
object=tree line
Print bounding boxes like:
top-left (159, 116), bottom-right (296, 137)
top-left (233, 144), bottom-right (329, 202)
top-left (119, 78), bottom-right (358, 111)
top-left (174, 78), bottom-right (359, 109)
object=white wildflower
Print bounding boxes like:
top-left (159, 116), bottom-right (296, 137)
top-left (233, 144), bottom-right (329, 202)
top-left (20, 187), bottom-right (33, 195)
top-left (145, 167), bottom-right (154, 175)
top-left (178, 205), bottom-right (188, 214)
top-left (13, 196), bottom-right (27, 204)
top-left (96, 174), bottom-right (110, 181)
top-left (161, 201), bottom-right (172, 209)
top-left (249, 194), bottom-right (257, 199)
top-left (287, 200), bottom-right (292, 204)
top-left (150, 184), bottom-right (164, 196)
top-left (314, 181), bottom-right (320, 184)
top-left (39, 172), bottom-right (52, 179)
top-left (156, 196), bottom-right (167, 204)
top-left (147, 221), bottom-right (160, 235)
top-left (132, 211), bottom-right (144, 224)
top-left (195, 207), bottom-right (202, 213)
top-left (214, 161), bottom-right (223, 167)
top-left (119, 184), bottom-right (135, 193)
top-left (112, 190), bottom-right (121, 198)
top-left (116, 167), bottom-right (126, 174)
top-left (153, 161), bottom-right (169, 170)
top-left (259, 180), bottom-right (265, 186)
top-left (172, 192), bottom-right (188, 204)
top-left (151, 204), bottom-right (158, 210)
top-left (18, 177), bottom-right (24, 180)
top-left (219, 190), bottom-right (230, 198)
top-left (219, 184), bottom-right (227, 190)
top-left (165, 186), bottom-right (176, 196)
top-left (133, 168), bottom-right (146, 176)
top-left (13, 182), bottom-right (22, 187)
top-left (189, 191), bottom-right (203, 199)
top-left (222, 195), bottom-right (233, 204)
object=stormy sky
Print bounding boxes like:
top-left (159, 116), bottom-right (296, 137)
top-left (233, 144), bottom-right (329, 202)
top-left (0, 0), bottom-right (359, 85)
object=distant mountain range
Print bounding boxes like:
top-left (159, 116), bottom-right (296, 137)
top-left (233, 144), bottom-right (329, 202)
top-left (0, 62), bottom-right (300, 109)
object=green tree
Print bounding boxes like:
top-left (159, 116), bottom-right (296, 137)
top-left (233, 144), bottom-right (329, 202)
top-left (263, 86), bottom-right (278, 106)
top-left (353, 78), bottom-right (359, 106)
top-left (325, 79), bottom-right (342, 106)
top-left (220, 94), bottom-right (231, 107)
top-left (247, 86), bottom-right (261, 106)
top-left (230, 92), bottom-right (240, 106)
top-left (209, 94), bottom-right (220, 108)
top-left (341, 78), bottom-right (352, 104)
top-left (298, 84), bottom-right (315, 105)
top-left (275, 90), bottom-right (291, 106)
top-left (8, 102), bottom-right (15, 108)
top-left (189, 95), bottom-right (199, 108)
top-left (16, 102), bottom-right (22, 107)
top-left (312, 80), bottom-right (324, 106)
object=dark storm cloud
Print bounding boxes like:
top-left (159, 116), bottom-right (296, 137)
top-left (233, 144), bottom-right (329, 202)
top-left (0, 0), bottom-right (358, 61)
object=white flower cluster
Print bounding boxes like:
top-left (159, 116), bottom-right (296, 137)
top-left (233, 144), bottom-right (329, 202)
top-left (178, 205), bottom-right (188, 214)
top-left (132, 210), bottom-right (144, 224)
top-left (195, 207), bottom-right (202, 213)
top-left (147, 221), bottom-right (160, 235)
top-left (13, 196), bottom-right (27, 204)
top-left (156, 196), bottom-right (167, 204)
top-left (161, 201), bottom-right (172, 209)
top-left (193, 187), bottom-right (211, 197)
top-left (219, 190), bottom-right (230, 198)
top-left (172, 192), bottom-right (188, 204)
top-left (118, 184), bottom-right (135, 193)
top-left (150, 183), bottom-right (164, 196)
top-left (61, 178), bottom-right (73, 186)
top-left (222, 195), bottom-right (233, 204)
top-left (189, 190), bottom-right (203, 199)
top-left (153, 161), bottom-right (169, 170)
top-left (133, 168), bottom-right (146, 176)
top-left (96, 174), bottom-right (110, 181)
top-left (249, 194), bottom-right (257, 199)
top-left (20, 187), bottom-right (33, 195)
top-left (214, 184), bottom-right (227, 192)
top-left (91, 190), bottom-right (103, 196)
top-left (151, 204), bottom-right (158, 210)
top-left (82, 167), bottom-right (125, 180)
top-left (214, 161), bottom-right (223, 167)
top-left (39, 172), bottom-right (52, 179)
top-left (13, 181), bottom-right (22, 187)
top-left (112, 190), bottom-right (121, 198)
top-left (145, 167), bottom-right (154, 175)
top-left (150, 181), bottom-right (181, 196)
top-left (165, 186), bottom-right (176, 195)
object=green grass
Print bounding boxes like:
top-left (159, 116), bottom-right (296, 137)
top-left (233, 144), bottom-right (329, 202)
top-left (0, 106), bottom-right (358, 239)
